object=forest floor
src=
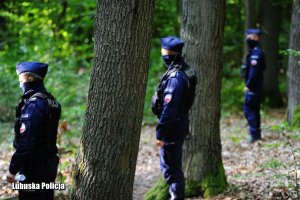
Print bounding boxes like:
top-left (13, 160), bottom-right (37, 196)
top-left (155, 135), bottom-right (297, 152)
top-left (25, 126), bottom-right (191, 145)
top-left (0, 109), bottom-right (300, 200)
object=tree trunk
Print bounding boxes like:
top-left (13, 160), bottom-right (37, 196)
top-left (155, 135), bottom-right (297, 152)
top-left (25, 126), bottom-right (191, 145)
top-left (181, 0), bottom-right (227, 197)
top-left (242, 0), bottom-right (257, 69)
top-left (71, 0), bottom-right (154, 199)
top-left (245, 0), bottom-right (257, 28)
top-left (260, 0), bottom-right (283, 107)
top-left (287, 0), bottom-right (300, 123)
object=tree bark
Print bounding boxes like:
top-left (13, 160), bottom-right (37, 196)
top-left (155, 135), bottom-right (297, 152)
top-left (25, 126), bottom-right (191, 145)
top-left (71, 0), bottom-right (154, 199)
top-left (260, 0), bottom-right (283, 107)
top-left (181, 0), bottom-right (227, 197)
top-left (242, 0), bottom-right (258, 70)
top-left (245, 0), bottom-right (257, 29)
top-left (287, 0), bottom-right (300, 123)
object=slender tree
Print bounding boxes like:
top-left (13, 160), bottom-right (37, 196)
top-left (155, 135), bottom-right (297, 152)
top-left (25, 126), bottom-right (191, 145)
top-left (181, 0), bottom-right (227, 197)
top-left (287, 0), bottom-right (300, 123)
top-left (71, 0), bottom-right (154, 199)
top-left (260, 0), bottom-right (283, 107)
top-left (245, 0), bottom-right (257, 28)
top-left (241, 0), bottom-right (258, 67)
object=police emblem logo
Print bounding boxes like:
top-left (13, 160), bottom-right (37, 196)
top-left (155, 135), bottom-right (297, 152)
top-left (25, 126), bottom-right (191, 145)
top-left (164, 94), bottom-right (172, 103)
top-left (20, 123), bottom-right (26, 134)
top-left (251, 59), bottom-right (257, 66)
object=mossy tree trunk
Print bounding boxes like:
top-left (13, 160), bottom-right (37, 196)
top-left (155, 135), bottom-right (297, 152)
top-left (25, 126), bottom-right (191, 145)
top-left (260, 0), bottom-right (283, 107)
top-left (71, 0), bottom-right (154, 199)
top-left (181, 0), bottom-right (227, 198)
top-left (287, 0), bottom-right (300, 123)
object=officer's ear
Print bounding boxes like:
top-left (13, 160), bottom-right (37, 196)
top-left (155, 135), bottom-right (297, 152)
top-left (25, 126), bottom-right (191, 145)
top-left (28, 76), bottom-right (34, 82)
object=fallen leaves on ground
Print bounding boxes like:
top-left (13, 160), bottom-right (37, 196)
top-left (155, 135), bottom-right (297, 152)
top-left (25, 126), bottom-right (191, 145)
top-left (1, 109), bottom-right (299, 200)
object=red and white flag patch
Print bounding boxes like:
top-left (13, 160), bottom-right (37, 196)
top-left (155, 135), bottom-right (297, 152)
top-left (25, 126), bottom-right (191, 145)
top-left (251, 59), bottom-right (257, 66)
top-left (20, 123), bottom-right (26, 134)
top-left (164, 94), bottom-right (172, 103)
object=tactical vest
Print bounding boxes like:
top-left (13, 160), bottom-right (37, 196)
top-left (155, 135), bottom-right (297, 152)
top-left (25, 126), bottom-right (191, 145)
top-left (14, 92), bottom-right (61, 156)
top-left (151, 63), bottom-right (197, 117)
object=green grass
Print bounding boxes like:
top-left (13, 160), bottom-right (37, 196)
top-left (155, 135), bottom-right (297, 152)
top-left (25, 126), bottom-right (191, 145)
top-left (261, 159), bottom-right (283, 169)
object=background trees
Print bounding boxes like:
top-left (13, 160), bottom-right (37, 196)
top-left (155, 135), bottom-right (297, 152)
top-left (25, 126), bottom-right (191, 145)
top-left (287, 0), bottom-right (300, 125)
top-left (260, 0), bottom-right (283, 107)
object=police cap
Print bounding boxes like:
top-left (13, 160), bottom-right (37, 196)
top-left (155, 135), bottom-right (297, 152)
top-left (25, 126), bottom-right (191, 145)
top-left (246, 29), bottom-right (262, 36)
top-left (161, 36), bottom-right (184, 53)
top-left (16, 62), bottom-right (48, 78)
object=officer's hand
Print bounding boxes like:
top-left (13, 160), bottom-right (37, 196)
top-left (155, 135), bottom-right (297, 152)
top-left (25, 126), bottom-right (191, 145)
top-left (156, 140), bottom-right (164, 148)
top-left (244, 87), bottom-right (249, 92)
top-left (6, 171), bottom-right (16, 183)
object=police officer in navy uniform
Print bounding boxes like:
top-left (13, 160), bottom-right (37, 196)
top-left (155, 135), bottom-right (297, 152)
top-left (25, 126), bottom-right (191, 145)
top-left (151, 36), bottom-right (197, 200)
top-left (6, 62), bottom-right (61, 200)
top-left (242, 29), bottom-right (265, 143)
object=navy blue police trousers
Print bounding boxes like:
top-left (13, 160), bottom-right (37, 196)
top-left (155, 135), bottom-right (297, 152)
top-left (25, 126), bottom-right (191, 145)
top-left (244, 91), bottom-right (262, 141)
top-left (160, 140), bottom-right (185, 200)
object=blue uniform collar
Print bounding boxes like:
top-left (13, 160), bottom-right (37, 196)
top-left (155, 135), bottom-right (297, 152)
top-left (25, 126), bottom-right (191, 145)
top-left (167, 56), bottom-right (185, 70)
top-left (22, 80), bottom-right (47, 99)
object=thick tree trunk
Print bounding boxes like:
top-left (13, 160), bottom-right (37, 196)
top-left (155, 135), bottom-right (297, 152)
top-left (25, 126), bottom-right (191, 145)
top-left (71, 1), bottom-right (154, 199)
top-left (181, 0), bottom-right (227, 197)
top-left (260, 0), bottom-right (283, 107)
top-left (287, 0), bottom-right (300, 123)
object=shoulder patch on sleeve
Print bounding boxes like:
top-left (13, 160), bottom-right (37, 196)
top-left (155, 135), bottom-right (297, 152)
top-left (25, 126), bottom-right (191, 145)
top-left (251, 59), bottom-right (257, 66)
top-left (20, 123), bottom-right (26, 134)
top-left (164, 94), bottom-right (172, 103)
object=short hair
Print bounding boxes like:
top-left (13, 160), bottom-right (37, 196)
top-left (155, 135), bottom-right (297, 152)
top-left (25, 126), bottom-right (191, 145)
top-left (21, 72), bottom-right (43, 81)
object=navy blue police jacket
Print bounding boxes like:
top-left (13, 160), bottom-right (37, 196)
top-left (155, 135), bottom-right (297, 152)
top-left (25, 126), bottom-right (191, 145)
top-left (245, 46), bottom-right (265, 92)
top-left (9, 81), bottom-right (61, 175)
top-left (156, 62), bottom-right (195, 143)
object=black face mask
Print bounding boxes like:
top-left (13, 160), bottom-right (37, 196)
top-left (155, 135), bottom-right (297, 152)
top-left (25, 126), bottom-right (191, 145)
top-left (162, 55), bottom-right (177, 69)
top-left (20, 80), bottom-right (44, 93)
top-left (246, 39), bottom-right (259, 49)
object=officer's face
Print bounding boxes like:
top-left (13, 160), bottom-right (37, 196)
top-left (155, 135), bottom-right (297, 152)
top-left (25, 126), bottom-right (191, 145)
top-left (161, 48), bottom-right (179, 56)
top-left (246, 34), bottom-right (259, 41)
top-left (19, 74), bottom-right (33, 84)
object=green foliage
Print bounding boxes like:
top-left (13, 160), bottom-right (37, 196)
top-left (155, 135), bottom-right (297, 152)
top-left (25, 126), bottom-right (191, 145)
top-left (261, 159), bottom-right (283, 169)
top-left (144, 178), bottom-right (170, 200)
top-left (263, 142), bottom-right (280, 149)
top-left (143, 1), bottom-right (180, 124)
top-left (0, 123), bottom-right (13, 144)
top-left (221, 68), bottom-right (245, 116)
top-left (0, 0), bottom-right (293, 127)
top-left (280, 49), bottom-right (300, 57)
top-left (271, 121), bottom-right (292, 132)
top-left (0, 1), bottom-right (95, 129)
top-left (291, 104), bottom-right (300, 129)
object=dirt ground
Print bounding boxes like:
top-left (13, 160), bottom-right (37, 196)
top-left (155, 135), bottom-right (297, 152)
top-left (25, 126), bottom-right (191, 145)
top-left (133, 109), bottom-right (300, 200)
top-left (1, 109), bottom-right (299, 200)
